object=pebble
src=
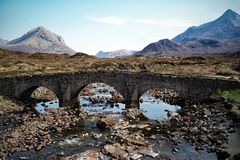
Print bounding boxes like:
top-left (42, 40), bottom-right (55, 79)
top-left (19, 157), bottom-right (29, 160)
top-left (172, 148), bottom-right (178, 154)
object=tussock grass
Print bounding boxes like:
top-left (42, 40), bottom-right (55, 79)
top-left (0, 48), bottom-right (239, 79)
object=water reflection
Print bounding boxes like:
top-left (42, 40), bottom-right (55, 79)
top-left (80, 97), bottom-right (125, 115)
top-left (140, 94), bottom-right (181, 120)
top-left (80, 93), bottom-right (180, 121)
top-left (35, 100), bottom-right (59, 113)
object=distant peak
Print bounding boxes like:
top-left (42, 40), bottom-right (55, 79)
top-left (98, 49), bottom-right (130, 53)
top-left (22, 26), bottom-right (49, 37)
top-left (225, 9), bottom-right (236, 14)
top-left (222, 9), bottom-right (239, 17)
top-left (157, 39), bottom-right (174, 44)
top-left (158, 39), bottom-right (170, 42)
top-left (37, 25), bottom-right (45, 29)
top-left (36, 26), bottom-right (46, 30)
top-left (116, 49), bottom-right (128, 52)
top-left (7, 25), bottom-right (67, 45)
top-left (31, 26), bottom-right (48, 33)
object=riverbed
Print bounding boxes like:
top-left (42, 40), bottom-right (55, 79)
top-left (2, 83), bottom-right (240, 160)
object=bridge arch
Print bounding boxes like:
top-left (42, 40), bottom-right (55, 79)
top-left (18, 85), bottom-right (59, 105)
top-left (139, 89), bottom-right (185, 106)
top-left (66, 82), bottom-right (126, 108)
top-left (127, 83), bottom-right (187, 108)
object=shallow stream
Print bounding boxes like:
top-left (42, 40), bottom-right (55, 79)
top-left (8, 83), bottom-right (240, 160)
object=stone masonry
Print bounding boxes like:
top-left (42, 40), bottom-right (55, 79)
top-left (0, 71), bottom-right (239, 108)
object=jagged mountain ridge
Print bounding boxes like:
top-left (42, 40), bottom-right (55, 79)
top-left (135, 9), bottom-right (240, 56)
top-left (172, 9), bottom-right (240, 43)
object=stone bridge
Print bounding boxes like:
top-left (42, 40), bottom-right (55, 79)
top-left (0, 71), bottom-right (239, 108)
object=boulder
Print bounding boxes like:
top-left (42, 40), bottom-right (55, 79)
top-left (96, 116), bottom-right (127, 130)
top-left (122, 108), bottom-right (144, 120)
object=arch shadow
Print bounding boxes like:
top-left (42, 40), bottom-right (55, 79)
top-left (20, 86), bottom-right (59, 105)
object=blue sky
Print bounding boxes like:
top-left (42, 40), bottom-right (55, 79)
top-left (0, 0), bottom-right (240, 54)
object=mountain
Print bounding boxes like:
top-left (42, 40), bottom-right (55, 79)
top-left (96, 49), bottom-right (136, 58)
top-left (135, 38), bottom-right (240, 56)
top-left (0, 37), bottom-right (8, 46)
top-left (2, 26), bottom-right (75, 54)
top-left (172, 9), bottom-right (240, 43)
top-left (135, 39), bottom-right (188, 55)
top-left (180, 38), bottom-right (240, 54)
top-left (135, 9), bottom-right (240, 56)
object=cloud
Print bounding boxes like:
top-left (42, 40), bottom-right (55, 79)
top-left (85, 16), bottom-right (127, 25)
top-left (135, 18), bottom-right (194, 28)
top-left (85, 16), bottom-right (195, 28)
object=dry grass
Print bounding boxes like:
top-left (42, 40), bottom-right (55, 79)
top-left (0, 48), bottom-right (239, 79)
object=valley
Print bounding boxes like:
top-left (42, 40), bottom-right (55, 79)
top-left (0, 2), bottom-right (240, 160)
top-left (0, 48), bottom-right (240, 159)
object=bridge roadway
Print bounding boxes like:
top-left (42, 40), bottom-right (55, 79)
top-left (0, 71), bottom-right (239, 108)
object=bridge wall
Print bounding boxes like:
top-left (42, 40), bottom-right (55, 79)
top-left (0, 71), bottom-right (239, 108)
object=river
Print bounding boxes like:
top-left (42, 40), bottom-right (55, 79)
top-left (7, 83), bottom-right (240, 160)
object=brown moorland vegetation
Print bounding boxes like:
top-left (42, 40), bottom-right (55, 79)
top-left (0, 48), bottom-right (239, 79)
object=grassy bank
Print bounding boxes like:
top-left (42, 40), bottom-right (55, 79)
top-left (217, 89), bottom-right (240, 103)
top-left (215, 89), bottom-right (240, 119)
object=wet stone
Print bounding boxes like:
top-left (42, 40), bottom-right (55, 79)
top-left (122, 108), bottom-right (144, 120)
